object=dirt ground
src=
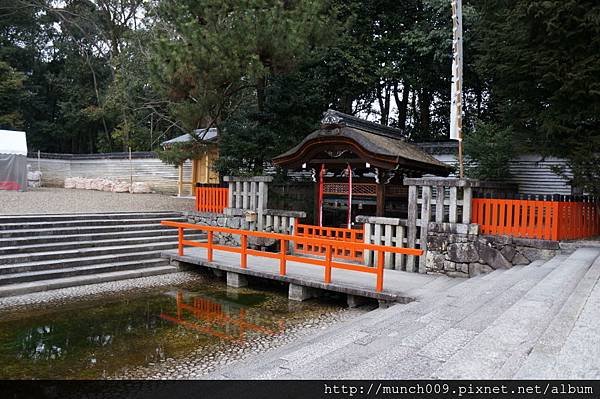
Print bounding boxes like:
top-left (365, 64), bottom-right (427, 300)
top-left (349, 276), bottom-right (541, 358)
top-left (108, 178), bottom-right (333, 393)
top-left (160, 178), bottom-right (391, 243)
top-left (0, 187), bottom-right (194, 215)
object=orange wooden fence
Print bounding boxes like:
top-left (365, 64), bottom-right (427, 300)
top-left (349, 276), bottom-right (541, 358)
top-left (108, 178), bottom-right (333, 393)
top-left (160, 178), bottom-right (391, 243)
top-left (293, 224), bottom-right (364, 262)
top-left (472, 198), bottom-right (600, 241)
top-left (161, 221), bottom-right (423, 292)
top-left (196, 187), bottom-right (228, 213)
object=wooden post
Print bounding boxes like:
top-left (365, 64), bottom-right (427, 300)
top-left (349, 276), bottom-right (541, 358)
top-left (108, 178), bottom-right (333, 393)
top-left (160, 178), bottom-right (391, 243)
top-left (207, 231), bottom-right (213, 262)
top-left (419, 185), bottom-right (432, 273)
top-left (376, 250), bottom-right (385, 292)
top-left (406, 185), bottom-right (418, 272)
top-left (376, 182), bottom-right (386, 217)
top-left (364, 223), bottom-right (372, 266)
top-left (279, 238), bottom-right (287, 275)
top-left (177, 163), bottom-right (183, 197)
top-left (324, 244), bottom-right (332, 283)
top-left (462, 186), bottom-right (472, 224)
top-left (178, 227), bottom-right (184, 256)
top-left (241, 234), bottom-right (247, 269)
top-left (384, 224), bottom-right (393, 268)
top-left (435, 185), bottom-right (445, 222)
top-left (449, 186), bottom-right (458, 223)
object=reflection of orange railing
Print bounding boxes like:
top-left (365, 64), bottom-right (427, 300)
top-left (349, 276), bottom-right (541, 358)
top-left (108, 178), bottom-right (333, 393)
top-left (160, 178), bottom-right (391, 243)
top-left (161, 221), bottom-right (423, 292)
top-left (294, 224), bottom-right (363, 262)
top-left (196, 187), bottom-right (228, 213)
top-left (472, 198), bottom-right (600, 241)
top-left (160, 293), bottom-right (281, 341)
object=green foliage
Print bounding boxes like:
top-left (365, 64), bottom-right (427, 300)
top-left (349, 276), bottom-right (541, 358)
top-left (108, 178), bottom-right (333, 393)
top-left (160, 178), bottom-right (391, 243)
top-left (464, 121), bottom-right (513, 180)
top-left (0, 61), bottom-right (25, 129)
top-left (474, 0), bottom-right (600, 192)
top-left (156, 142), bottom-right (211, 167)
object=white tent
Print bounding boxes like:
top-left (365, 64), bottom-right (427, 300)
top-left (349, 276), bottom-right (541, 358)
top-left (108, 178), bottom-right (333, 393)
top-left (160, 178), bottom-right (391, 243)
top-left (0, 129), bottom-right (28, 191)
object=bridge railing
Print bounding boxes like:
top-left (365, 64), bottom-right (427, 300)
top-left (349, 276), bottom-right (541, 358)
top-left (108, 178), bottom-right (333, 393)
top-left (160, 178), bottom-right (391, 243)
top-left (293, 223), bottom-right (364, 262)
top-left (161, 221), bottom-right (423, 292)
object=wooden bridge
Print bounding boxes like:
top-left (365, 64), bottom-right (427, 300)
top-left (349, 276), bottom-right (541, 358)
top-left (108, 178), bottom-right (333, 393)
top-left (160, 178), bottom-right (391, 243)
top-left (160, 221), bottom-right (456, 305)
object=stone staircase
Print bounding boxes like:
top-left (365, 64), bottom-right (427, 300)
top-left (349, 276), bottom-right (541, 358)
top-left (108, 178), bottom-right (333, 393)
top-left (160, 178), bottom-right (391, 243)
top-left (0, 212), bottom-right (203, 297)
top-left (208, 247), bottom-right (600, 379)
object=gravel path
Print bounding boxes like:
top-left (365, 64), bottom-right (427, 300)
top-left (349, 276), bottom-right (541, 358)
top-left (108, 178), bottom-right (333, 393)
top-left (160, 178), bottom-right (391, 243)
top-left (0, 187), bottom-right (194, 215)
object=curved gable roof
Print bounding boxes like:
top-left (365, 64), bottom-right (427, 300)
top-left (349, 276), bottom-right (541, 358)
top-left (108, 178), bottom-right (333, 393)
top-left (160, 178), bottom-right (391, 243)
top-left (273, 110), bottom-right (451, 176)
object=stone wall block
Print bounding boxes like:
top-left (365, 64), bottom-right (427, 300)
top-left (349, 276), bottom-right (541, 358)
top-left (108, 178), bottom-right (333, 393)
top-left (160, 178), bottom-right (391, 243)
top-left (447, 242), bottom-right (480, 263)
top-left (469, 262), bottom-right (493, 277)
top-left (500, 245), bottom-right (517, 262)
top-left (475, 241), bottom-right (512, 269)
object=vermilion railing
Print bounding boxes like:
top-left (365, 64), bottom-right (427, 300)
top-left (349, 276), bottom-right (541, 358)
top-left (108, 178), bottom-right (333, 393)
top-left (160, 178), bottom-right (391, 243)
top-left (196, 187), bottom-right (228, 213)
top-left (161, 221), bottom-right (423, 292)
top-left (293, 223), bottom-right (364, 262)
top-left (471, 198), bottom-right (600, 241)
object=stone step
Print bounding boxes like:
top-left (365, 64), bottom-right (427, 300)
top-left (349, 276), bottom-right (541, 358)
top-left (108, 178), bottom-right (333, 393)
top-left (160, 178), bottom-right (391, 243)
top-left (513, 253), bottom-right (600, 379)
top-left (0, 223), bottom-right (179, 238)
top-left (0, 250), bottom-right (167, 275)
top-left (0, 234), bottom-right (206, 256)
top-left (432, 247), bottom-right (600, 379)
top-left (0, 211), bottom-right (184, 224)
top-left (0, 228), bottom-right (193, 247)
top-left (547, 258), bottom-right (600, 379)
top-left (0, 258), bottom-right (171, 285)
top-left (0, 217), bottom-right (186, 231)
top-left (0, 241), bottom-right (186, 265)
top-left (405, 275), bottom-right (467, 298)
top-left (0, 265), bottom-right (178, 297)
top-left (285, 257), bottom-right (570, 379)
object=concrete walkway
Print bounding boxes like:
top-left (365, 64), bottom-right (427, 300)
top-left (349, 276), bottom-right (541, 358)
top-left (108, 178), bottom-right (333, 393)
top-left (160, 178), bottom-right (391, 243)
top-left (204, 247), bottom-right (600, 379)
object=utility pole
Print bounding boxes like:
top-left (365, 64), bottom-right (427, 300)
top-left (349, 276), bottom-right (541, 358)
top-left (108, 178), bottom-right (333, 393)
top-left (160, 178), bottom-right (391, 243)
top-left (450, 0), bottom-right (464, 178)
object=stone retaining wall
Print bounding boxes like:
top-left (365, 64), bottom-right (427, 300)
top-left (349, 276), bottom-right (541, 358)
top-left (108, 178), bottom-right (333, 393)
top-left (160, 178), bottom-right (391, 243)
top-left (426, 222), bottom-right (560, 278)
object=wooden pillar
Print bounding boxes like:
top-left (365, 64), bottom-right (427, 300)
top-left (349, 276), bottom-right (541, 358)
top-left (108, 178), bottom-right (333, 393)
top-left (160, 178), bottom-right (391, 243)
top-left (376, 183), bottom-right (386, 217)
top-left (177, 163), bottom-right (183, 197)
top-left (191, 159), bottom-right (198, 193)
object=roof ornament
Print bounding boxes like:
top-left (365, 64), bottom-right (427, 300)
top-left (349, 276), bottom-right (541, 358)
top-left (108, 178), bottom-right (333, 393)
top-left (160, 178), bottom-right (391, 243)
top-left (321, 109), bottom-right (343, 126)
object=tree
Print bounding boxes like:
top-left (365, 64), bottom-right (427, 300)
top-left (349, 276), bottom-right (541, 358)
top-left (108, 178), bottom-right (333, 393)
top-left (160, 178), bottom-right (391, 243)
top-left (474, 0), bottom-right (600, 193)
top-left (0, 61), bottom-right (26, 129)
top-left (464, 120), bottom-right (513, 180)
top-left (151, 0), bottom-right (334, 173)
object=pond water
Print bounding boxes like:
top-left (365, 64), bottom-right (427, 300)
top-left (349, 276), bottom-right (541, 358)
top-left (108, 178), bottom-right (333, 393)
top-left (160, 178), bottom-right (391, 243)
top-left (0, 278), bottom-right (349, 379)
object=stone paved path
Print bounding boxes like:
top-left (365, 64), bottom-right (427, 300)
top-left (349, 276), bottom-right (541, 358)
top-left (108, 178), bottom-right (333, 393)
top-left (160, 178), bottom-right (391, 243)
top-left (205, 247), bottom-right (600, 379)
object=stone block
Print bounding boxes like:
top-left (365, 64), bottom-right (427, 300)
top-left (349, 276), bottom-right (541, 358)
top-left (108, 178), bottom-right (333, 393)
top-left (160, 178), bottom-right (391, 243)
top-left (518, 246), bottom-right (557, 262)
top-left (443, 260), bottom-right (457, 271)
top-left (512, 252), bottom-right (530, 265)
top-left (426, 252), bottom-right (446, 272)
top-left (446, 271), bottom-right (469, 278)
top-left (467, 224), bottom-right (480, 235)
top-left (227, 217), bottom-right (241, 229)
top-left (447, 242), bottom-right (479, 263)
top-left (427, 235), bottom-right (447, 251)
top-left (469, 262), bottom-right (493, 277)
top-left (288, 284), bottom-right (318, 301)
top-left (226, 272), bottom-right (248, 288)
top-left (475, 240), bottom-right (511, 269)
top-left (512, 237), bottom-right (560, 250)
top-left (347, 294), bottom-right (368, 308)
top-left (500, 245), bottom-right (517, 262)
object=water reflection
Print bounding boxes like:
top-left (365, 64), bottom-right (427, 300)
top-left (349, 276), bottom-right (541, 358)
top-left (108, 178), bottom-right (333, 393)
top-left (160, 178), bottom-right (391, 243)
top-left (0, 282), bottom-right (306, 379)
top-left (160, 292), bottom-right (285, 341)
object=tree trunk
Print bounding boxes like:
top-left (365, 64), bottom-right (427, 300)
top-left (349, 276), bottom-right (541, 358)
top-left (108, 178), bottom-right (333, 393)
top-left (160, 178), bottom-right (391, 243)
top-left (393, 81), bottom-right (409, 130)
top-left (419, 89), bottom-right (432, 134)
top-left (256, 75), bottom-right (266, 113)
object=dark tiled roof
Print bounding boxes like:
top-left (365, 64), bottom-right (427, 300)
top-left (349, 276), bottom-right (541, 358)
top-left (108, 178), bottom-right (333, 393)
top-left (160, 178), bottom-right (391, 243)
top-left (274, 110), bottom-right (451, 174)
